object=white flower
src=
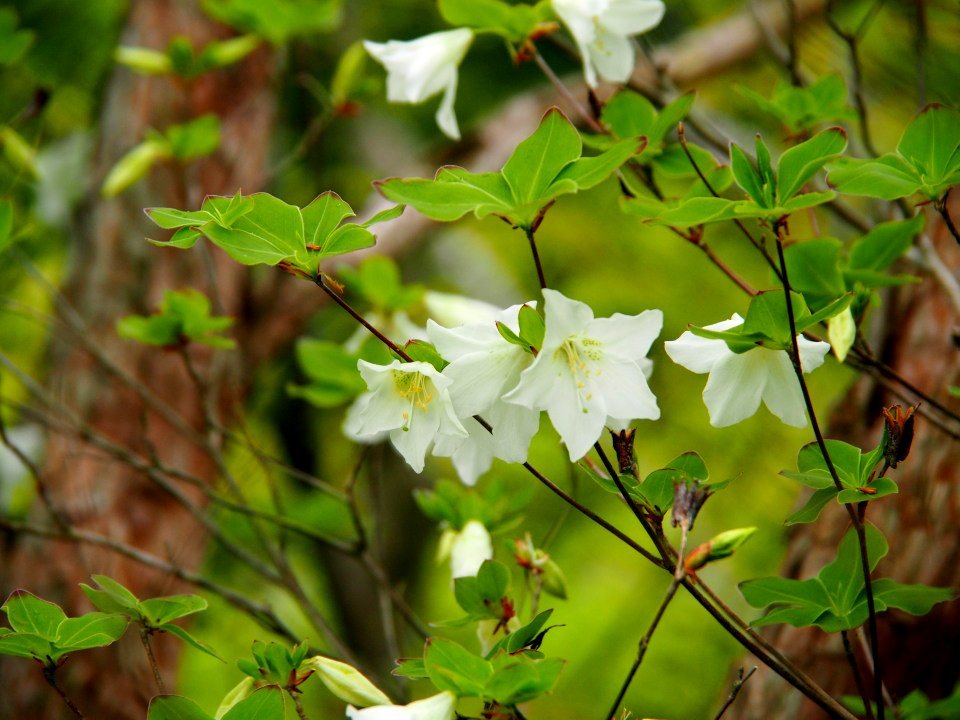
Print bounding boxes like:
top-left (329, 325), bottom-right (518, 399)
top-left (504, 289), bottom-right (662, 461)
top-left (346, 691), bottom-right (456, 720)
top-left (423, 290), bottom-right (500, 328)
top-left (345, 360), bottom-right (467, 473)
top-left (664, 313), bottom-right (831, 428)
top-left (427, 303), bottom-right (540, 484)
top-left (552, 0), bottom-right (665, 87)
top-left (363, 29), bottom-right (474, 140)
top-left (448, 519), bottom-right (493, 578)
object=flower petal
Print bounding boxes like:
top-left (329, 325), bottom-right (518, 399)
top-left (797, 336), bottom-right (831, 373)
top-left (541, 289), bottom-right (594, 351)
top-left (589, 308), bottom-right (663, 360)
top-left (586, 27), bottom-right (635, 84)
top-left (435, 68), bottom-right (461, 140)
top-left (603, 0), bottom-right (666, 35)
top-left (761, 351), bottom-right (809, 427)
top-left (664, 314), bottom-right (743, 374)
top-left (702, 351), bottom-right (767, 427)
top-left (591, 357), bottom-right (660, 422)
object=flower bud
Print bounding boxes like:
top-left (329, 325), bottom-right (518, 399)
top-left (450, 520), bottom-right (493, 578)
top-left (101, 140), bottom-right (169, 197)
top-left (881, 404), bottom-right (916, 469)
top-left (684, 527), bottom-right (756, 573)
top-left (305, 655), bottom-right (391, 707)
top-left (610, 428), bottom-right (636, 475)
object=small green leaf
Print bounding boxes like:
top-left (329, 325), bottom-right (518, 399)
top-left (424, 637), bottom-right (493, 696)
top-left (776, 127), bottom-right (847, 203)
top-left (826, 155), bottom-right (922, 200)
top-left (221, 687), bottom-right (286, 720)
top-left (783, 239), bottom-right (845, 305)
top-left (160, 623), bottom-right (223, 661)
top-left (897, 104), bottom-right (960, 188)
top-left (871, 578), bottom-right (955, 617)
top-left (148, 695), bottom-right (215, 720)
top-left (2, 590), bottom-right (67, 641)
top-left (375, 169), bottom-right (512, 222)
top-left (785, 487), bottom-right (838, 525)
top-left (648, 196), bottom-right (744, 227)
top-left (742, 290), bottom-right (809, 346)
top-left (848, 215), bottom-right (924, 272)
top-left (437, 0), bottom-right (548, 41)
top-left (730, 143), bottom-right (765, 206)
top-left (502, 108), bottom-right (582, 206)
top-left (140, 595), bottom-right (207, 625)
top-left (102, 140), bottom-right (169, 197)
top-left (0, 198), bottom-right (13, 253)
top-left (554, 137), bottom-right (644, 191)
top-left (55, 613), bottom-right (128, 653)
top-left (166, 115), bottom-right (221, 160)
top-left (0, 632), bottom-right (53, 660)
top-left (517, 305), bottom-right (545, 350)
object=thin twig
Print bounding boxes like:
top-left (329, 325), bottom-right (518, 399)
top-left (841, 629), bottom-right (874, 720)
top-left (713, 666), bottom-right (758, 720)
top-left (43, 667), bottom-right (85, 719)
top-left (140, 626), bottom-right (166, 694)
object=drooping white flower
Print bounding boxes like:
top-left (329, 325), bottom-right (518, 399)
top-left (423, 290), bottom-right (500, 328)
top-left (345, 360), bottom-right (467, 473)
top-left (447, 519), bottom-right (493, 578)
top-left (504, 289), bottom-right (662, 461)
top-left (346, 691), bottom-right (456, 720)
top-left (427, 303), bottom-right (540, 484)
top-left (663, 313), bottom-right (831, 428)
top-left (552, 0), bottom-right (665, 88)
top-left (363, 29), bottom-right (474, 140)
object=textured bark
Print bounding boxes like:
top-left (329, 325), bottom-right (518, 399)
top-left (0, 2), bottom-right (277, 717)
top-left (730, 208), bottom-right (960, 718)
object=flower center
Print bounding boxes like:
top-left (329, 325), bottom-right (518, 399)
top-left (392, 370), bottom-right (434, 430)
top-left (556, 337), bottom-right (604, 411)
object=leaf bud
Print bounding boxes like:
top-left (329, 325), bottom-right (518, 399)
top-left (881, 404), bottom-right (916, 469)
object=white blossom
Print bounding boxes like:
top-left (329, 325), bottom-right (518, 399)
top-left (346, 691), bottom-right (456, 720)
top-left (664, 313), bottom-right (831, 428)
top-left (364, 29), bottom-right (474, 140)
top-left (552, 0), bottom-right (665, 87)
top-left (448, 519), bottom-right (493, 578)
top-left (504, 289), bottom-right (662, 461)
top-left (427, 303), bottom-right (539, 484)
top-left (345, 360), bottom-right (467, 472)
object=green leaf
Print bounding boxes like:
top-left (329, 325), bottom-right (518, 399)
top-left (140, 595), bottom-right (207, 625)
top-left (648, 196), bottom-right (744, 227)
top-left (783, 239), bottom-right (845, 304)
top-left (517, 305), bottom-right (545, 350)
top-left (818, 524), bottom-right (888, 615)
top-left (485, 656), bottom-right (564, 705)
top-left (776, 127), bottom-right (847, 203)
top-left (102, 140), bottom-right (169, 197)
top-left (740, 576), bottom-right (831, 610)
top-left (148, 695), bottom-right (215, 720)
top-left (785, 487), bottom-right (839, 525)
top-left (755, 135), bottom-right (776, 207)
top-left (2, 590), bottom-right (67, 641)
top-left (826, 155), bottom-right (922, 200)
top-left (780, 190), bottom-right (836, 212)
top-left (897, 104), bottom-right (960, 188)
top-left (302, 191), bottom-right (355, 246)
top-left (848, 215), bottom-right (924, 271)
top-left (201, 0), bottom-right (342, 44)
top-left (502, 108), bottom-right (582, 206)
top-left (872, 579), bottom-right (955, 617)
top-left (289, 339), bottom-right (364, 408)
top-left (504, 609), bottom-right (554, 654)
top-left (202, 192), bottom-right (305, 266)
top-left (424, 637), bottom-right (493, 696)
top-left (393, 657), bottom-right (428, 679)
top-left (730, 143), bottom-right (765, 206)
top-left (796, 294), bottom-right (853, 333)
top-left (437, 0), bottom-right (547, 40)
top-left (160, 623), bottom-right (224, 661)
top-left (0, 199), bottom-right (12, 253)
top-left (0, 632), bottom-right (53, 660)
top-left (55, 613), bottom-right (128, 653)
top-left (376, 168), bottom-right (512, 222)
top-left (554, 137), bottom-right (644, 191)
top-left (601, 91), bottom-right (658, 141)
top-left (0, 9), bottom-right (34, 66)
top-left (742, 290), bottom-right (809, 346)
top-left (146, 207), bottom-right (216, 230)
top-left (221, 687), bottom-right (286, 720)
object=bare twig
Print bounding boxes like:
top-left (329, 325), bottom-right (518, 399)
top-left (713, 666), bottom-right (759, 719)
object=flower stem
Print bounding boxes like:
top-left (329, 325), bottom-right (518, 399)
top-left (140, 626), bottom-right (166, 693)
top-left (774, 222), bottom-right (885, 720)
top-left (525, 226), bottom-right (548, 290)
top-left (935, 191), bottom-right (960, 246)
top-left (313, 275), bottom-right (411, 361)
top-left (43, 666), bottom-right (85, 719)
top-left (841, 629), bottom-right (875, 720)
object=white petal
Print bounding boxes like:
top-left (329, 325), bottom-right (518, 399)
top-left (487, 400), bottom-right (540, 463)
top-left (433, 418), bottom-right (495, 486)
top-left (586, 28), bottom-right (635, 84)
top-left (589, 308), bottom-right (663, 361)
top-left (664, 314), bottom-right (743, 374)
top-left (541, 289), bottom-right (593, 351)
top-left (591, 358), bottom-right (660, 422)
top-left (702, 351), bottom-right (768, 427)
top-left (503, 351), bottom-right (563, 410)
top-left (797, 336), bottom-right (831, 373)
top-left (347, 705), bottom-right (412, 720)
top-left (423, 291), bottom-right (501, 328)
top-left (602, 0), bottom-right (666, 35)
top-left (389, 409), bottom-right (440, 473)
top-left (450, 520), bottom-right (492, 578)
top-left (544, 372), bottom-right (608, 460)
top-left (761, 351), bottom-right (809, 427)
top-left (434, 68), bottom-right (461, 140)
top-left (407, 692), bottom-right (456, 720)
top-left (441, 346), bottom-right (530, 417)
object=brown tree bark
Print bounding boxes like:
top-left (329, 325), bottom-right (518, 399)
top-left (0, 2), bottom-right (278, 717)
top-left (730, 209), bottom-right (960, 717)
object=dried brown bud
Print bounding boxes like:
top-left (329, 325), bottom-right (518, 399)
top-left (672, 480), bottom-right (711, 531)
top-left (610, 428), bottom-right (637, 475)
top-left (881, 404), bottom-right (916, 469)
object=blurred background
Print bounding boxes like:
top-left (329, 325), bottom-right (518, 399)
top-left (1, 0), bottom-right (958, 718)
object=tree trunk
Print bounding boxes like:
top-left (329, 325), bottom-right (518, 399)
top-left (730, 208), bottom-right (960, 717)
top-left (0, 2), bottom-right (277, 717)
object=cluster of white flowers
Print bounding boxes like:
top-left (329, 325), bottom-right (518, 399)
top-left (344, 293), bottom-right (832, 484)
top-left (363, 0), bottom-right (666, 139)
